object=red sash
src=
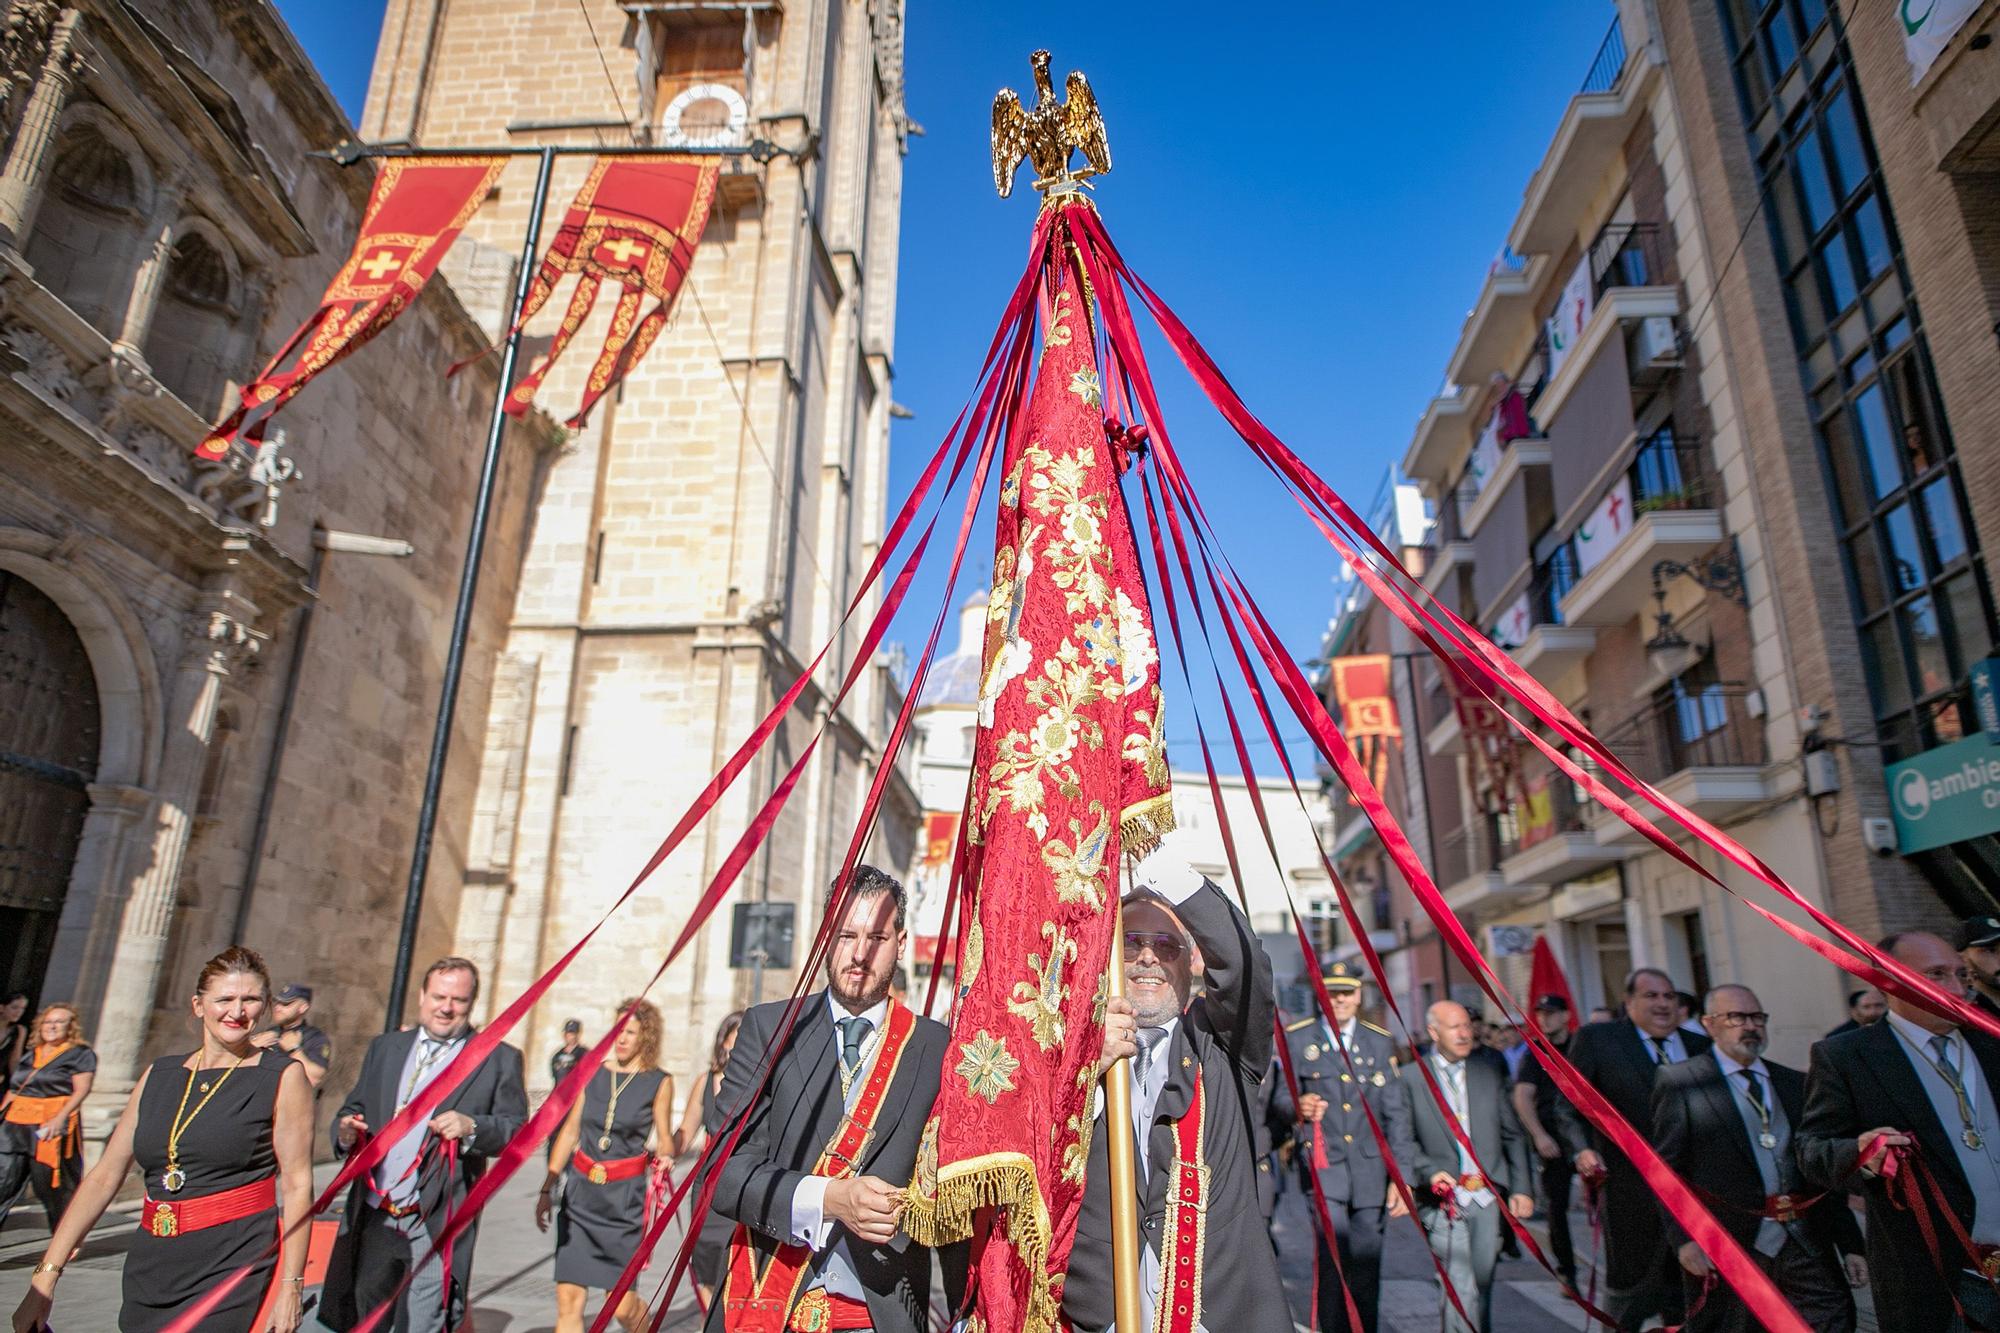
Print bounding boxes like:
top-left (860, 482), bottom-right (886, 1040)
top-left (141, 1176), bottom-right (277, 1238)
top-left (722, 1002), bottom-right (917, 1332)
top-left (571, 1148), bottom-right (650, 1184)
top-left (1152, 1071), bottom-right (1207, 1333)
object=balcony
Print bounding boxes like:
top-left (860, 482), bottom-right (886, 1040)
top-left (1536, 223), bottom-right (1683, 427)
top-left (1446, 251), bottom-right (1548, 388)
top-left (1591, 684), bottom-right (1772, 842)
top-left (1402, 388), bottom-right (1476, 492)
top-left (1500, 780), bottom-right (1630, 886)
top-left (1439, 821), bottom-right (1523, 914)
top-left (1420, 493), bottom-right (1475, 597)
top-left (1510, 16), bottom-right (1653, 256)
top-left (1559, 435), bottom-right (1723, 628)
top-left (1455, 391), bottom-right (1545, 539)
top-left (1506, 554), bottom-right (1597, 678)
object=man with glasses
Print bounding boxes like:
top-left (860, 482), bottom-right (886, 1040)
top-left (1554, 967), bottom-right (1711, 1328)
top-left (1064, 852), bottom-right (1286, 1333)
top-left (1271, 961), bottom-right (1410, 1332)
top-left (1799, 932), bottom-right (2000, 1332)
top-left (1653, 985), bottom-right (1863, 1332)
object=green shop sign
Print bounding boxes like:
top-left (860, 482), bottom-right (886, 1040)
top-left (1886, 733), bottom-right (2000, 854)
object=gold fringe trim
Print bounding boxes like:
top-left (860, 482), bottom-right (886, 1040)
top-left (1120, 791), bottom-right (1177, 862)
top-left (902, 1149), bottom-right (1060, 1333)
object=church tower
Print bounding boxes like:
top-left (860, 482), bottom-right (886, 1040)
top-left (360, 0), bottom-right (919, 1079)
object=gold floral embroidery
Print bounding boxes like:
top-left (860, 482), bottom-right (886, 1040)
top-left (957, 1030), bottom-right (1020, 1105)
top-left (1008, 920), bottom-right (1078, 1051)
top-left (1061, 1062), bottom-right (1100, 1184)
top-left (1045, 289), bottom-right (1074, 349)
top-left (984, 648), bottom-right (1107, 837)
top-left (1025, 444), bottom-right (1111, 615)
top-left (1039, 801), bottom-right (1111, 911)
top-left (1067, 367), bottom-right (1102, 408)
top-left (959, 916), bottom-right (985, 994)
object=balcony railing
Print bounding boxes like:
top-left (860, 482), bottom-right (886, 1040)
top-left (1581, 15), bottom-right (1628, 96)
top-left (1630, 431), bottom-right (1713, 514)
top-left (1436, 820), bottom-right (1503, 887)
top-left (1501, 778), bottom-right (1590, 861)
top-left (1588, 221), bottom-right (1661, 301)
top-left (1595, 684), bottom-right (1767, 785)
top-left (1529, 546), bottom-right (1580, 628)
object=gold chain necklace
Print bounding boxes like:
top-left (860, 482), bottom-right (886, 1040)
top-left (598, 1066), bottom-right (640, 1152)
top-left (162, 1052), bottom-right (247, 1193)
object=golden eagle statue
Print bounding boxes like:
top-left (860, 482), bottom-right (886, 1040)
top-left (991, 49), bottom-right (1111, 198)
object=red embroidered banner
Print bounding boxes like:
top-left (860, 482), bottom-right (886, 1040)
top-left (1328, 653), bottom-right (1399, 802)
top-left (903, 203), bottom-right (1174, 1333)
top-left (460, 156), bottom-right (718, 427)
top-left (197, 156), bottom-right (504, 458)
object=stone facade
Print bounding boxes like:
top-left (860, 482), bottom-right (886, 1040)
top-left (0, 0), bottom-right (558, 1134)
top-left (360, 0), bottom-right (919, 1087)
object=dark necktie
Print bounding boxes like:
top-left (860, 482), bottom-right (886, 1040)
top-left (1739, 1066), bottom-right (1766, 1114)
top-left (838, 1017), bottom-right (873, 1075)
top-left (1650, 1036), bottom-right (1674, 1066)
top-left (1932, 1033), bottom-right (1960, 1079)
top-left (1135, 1026), bottom-right (1168, 1092)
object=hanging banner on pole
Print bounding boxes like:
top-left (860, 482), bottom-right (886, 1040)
top-left (1329, 654), bottom-right (1400, 803)
top-left (456, 155), bottom-right (718, 427)
top-left (198, 156), bottom-right (505, 458)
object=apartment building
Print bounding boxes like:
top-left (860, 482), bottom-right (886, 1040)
top-left (1364, 0), bottom-right (2000, 1065)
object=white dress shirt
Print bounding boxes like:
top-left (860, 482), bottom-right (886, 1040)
top-left (788, 992), bottom-right (892, 1300)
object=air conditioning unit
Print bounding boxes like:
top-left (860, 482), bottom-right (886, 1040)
top-left (1635, 315), bottom-right (1681, 368)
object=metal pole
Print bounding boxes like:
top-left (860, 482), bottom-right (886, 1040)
top-left (384, 145), bottom-right (557, 1031)
top-left (1101, 895), bottom-right (1144, 1331)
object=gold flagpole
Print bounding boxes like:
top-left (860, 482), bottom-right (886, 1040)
top-left (1102, 894), bottom-right (1145, 1331)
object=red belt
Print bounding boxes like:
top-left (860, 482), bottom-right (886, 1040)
top-left (571, 1148), bottom-right (649, 1184)
top-left (786, 1289), bottom-right (871, 1331)
top-left (1763, 1192), bottom-right (1807, 1223)
top-left (141, 1177), bottom-right (276, 1238)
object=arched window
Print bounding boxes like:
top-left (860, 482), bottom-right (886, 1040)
top-left (23, 117), bottom-right (149, 338)
top-left (145, 225), bottom-right (241, 417)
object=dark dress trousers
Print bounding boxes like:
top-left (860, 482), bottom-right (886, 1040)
top-left (1512, 1039), bottom-right (1577, 1284)
top-left (320, 1028), bottom-right (528, 1331)
top-left (1552, 1018), bottom-right (1711, 1327)
top-left (702, 993), bottom-right (950, 1333)
top-left (1272, 1014), bottom-right (1410, 1333)
top-left (1797, 1019), bottom-right (2000, 1333)
top-left (1397, 1055), bottom-right (1532, 1333)
top-left (1651, 1051), bottom-right (1861, 1332)
top-left (1063, 882), bottom-right (1289, 1333)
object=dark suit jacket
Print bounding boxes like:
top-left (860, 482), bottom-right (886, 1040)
top-left (1553, 1019), bottom-right (1712, 1165)
top-left (1063, 882), bottom-right (1288, 1332)
top-left (1272, 1015), bottom-right (1410, 1208)
top-left (1651, 1051), bottom-right (1861, 1258)
top-left (321, 1028), bottom-right (528, 1331)
top-left (1397, 1054), bottom-right (1532, 1216)
top-left (703, 993), bottom-right (949, 1333)
top-left (1797, 1019), bottom-right (2000, 1331)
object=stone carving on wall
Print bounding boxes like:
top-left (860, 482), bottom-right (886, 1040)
top-left (190, 429), bottom-right (297, 530)
top-left (1, 319), bottom-right (80, 402)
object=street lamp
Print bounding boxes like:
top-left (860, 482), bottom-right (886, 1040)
top-left (1645, 545), bottom-right (1748, 681)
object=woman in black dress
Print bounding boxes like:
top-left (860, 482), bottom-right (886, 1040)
top-left (10, 947), bottom-right (314, 1333)
top-left (672, 1009), bottom-right (742, 1305)
top-left (537, 998), bottom-right (675, 1333)
top-left (0, 993), bottom-right (27, 1091)
top-left (0, 1003), bottom-right (94, 1234)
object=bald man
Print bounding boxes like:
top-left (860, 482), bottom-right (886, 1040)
top-left (1395, 1001), bottom-right (1533, 1333)
top-left (1652, 985), bottom-right (1862, 1332)
top-left (1798, 932), bottom-right (2000, 1331)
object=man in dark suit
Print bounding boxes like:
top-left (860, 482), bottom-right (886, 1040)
top-left (1065, 855), bottom-right (1288, 1333)
top-left (1824, 987), bottom-right (1886, 1039)
top-left (322, 957), bottom-right (528, 1332)
top-left (1960, 916), bottom-right (2000, 1025)
top-left (1653, 984), bottom-right (1864, 1332)
top-left (705, 866), bottom-right (949, 1333)
top-left (1798, 931), bottom-right (2000, 1332)
top-left (1396, 1001), bottom-right (1533, 1333)
top-left (1271, 962), bottom-right (1411, 1332)
top-left (1511, 994), bottom-right (1577, 1288)
top-left (1554, 966), bottom-right (1712, 1328)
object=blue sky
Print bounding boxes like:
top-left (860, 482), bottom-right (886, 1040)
top-left (277, 0), bottom-right (1615, 776)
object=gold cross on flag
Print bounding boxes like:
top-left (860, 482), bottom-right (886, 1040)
top-left (358, 248), bottom-right (403, 281)
top-left (602, 236), bottom-right (647, 265)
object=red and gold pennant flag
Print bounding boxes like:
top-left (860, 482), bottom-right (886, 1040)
top-left (197, 156), bottom-right (504, 458)
top-left (1330, 653), bottom-right (1400, 801)
top-left (903, 221), bottom-right (1174, 1333)
top-left (461, 155), bottom-right (717, 428)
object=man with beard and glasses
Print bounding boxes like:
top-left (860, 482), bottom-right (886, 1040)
top-left (706, 866), bottom-right (953, 1333)
top-left (1554, 967), bottom-right (1711, 1329)
top-left (1653, 985), bottom-right (1863, 1332)
top-left (1063, 852), bottom-right (1287, 1333)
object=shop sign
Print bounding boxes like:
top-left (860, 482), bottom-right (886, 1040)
top-left (1885, 732), bottom-right (2000, 854)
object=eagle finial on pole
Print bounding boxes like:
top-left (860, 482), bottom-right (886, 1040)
top-left (991, 49), bottom-right (1111, 199)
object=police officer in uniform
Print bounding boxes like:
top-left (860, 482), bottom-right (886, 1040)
top-left (1272, 963), bottom-right (1413, 1333)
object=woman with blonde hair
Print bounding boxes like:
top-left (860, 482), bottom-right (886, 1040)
top-left (11, 947), bottom-right (314, 1333)
top-left (0, 1003), bottom-right (94, 1235)
top-left (537, 999), bottom-right (676, 1333)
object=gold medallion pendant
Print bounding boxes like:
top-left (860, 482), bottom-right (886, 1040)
top-left (1967, 1128), bottom-right (1985, 1150)
top-left (598, 1134), bottom-right (611, 1151)
top-left (161, 1167), bottom-right (187, 1193)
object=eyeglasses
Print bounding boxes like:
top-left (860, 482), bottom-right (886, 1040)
top-left (1916, 965), bottom-right (1974, 986)
top-left (1123, 931), bottom-right (1185, 963)
top-left (1705, 1011), bottom-right (1769, 1027)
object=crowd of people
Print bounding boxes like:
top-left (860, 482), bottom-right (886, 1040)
top-left (2, 892), bottom-right (1998, 1332)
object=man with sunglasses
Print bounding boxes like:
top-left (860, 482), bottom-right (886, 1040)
top-left (1270, 961), bottom-right (1409, 1333)
top-left (1652, 985), bottom-right (1863, 1332)
top-left (1062, 851), bottom-right (1286, 1333)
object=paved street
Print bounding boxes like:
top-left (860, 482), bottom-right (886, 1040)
top-left (1, 1159), bottom-right (1879, 1333)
